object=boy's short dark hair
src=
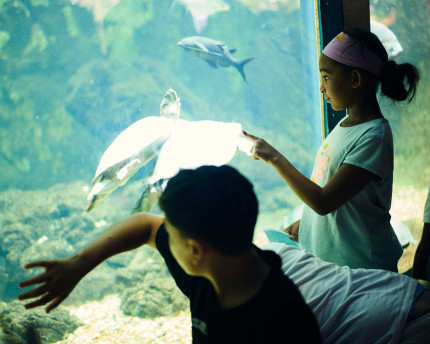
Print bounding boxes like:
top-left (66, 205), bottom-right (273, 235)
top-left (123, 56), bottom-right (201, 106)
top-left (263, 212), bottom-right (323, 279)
top-left (159, 165), bottom-right (258, 255)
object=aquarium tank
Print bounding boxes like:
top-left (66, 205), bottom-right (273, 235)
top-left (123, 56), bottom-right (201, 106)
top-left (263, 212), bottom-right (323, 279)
top-left (0, 0), bottom-right (429, 342)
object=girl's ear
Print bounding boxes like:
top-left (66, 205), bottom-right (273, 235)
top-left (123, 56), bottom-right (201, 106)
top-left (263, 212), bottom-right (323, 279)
top-left (351, 69), bottom-right (362, 88)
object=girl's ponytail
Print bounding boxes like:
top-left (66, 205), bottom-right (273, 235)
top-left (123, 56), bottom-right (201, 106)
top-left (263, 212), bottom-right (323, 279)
top-left (380, 60), bottom-right (420, 102)
top-left (344, 28), bottom-right (420, 103)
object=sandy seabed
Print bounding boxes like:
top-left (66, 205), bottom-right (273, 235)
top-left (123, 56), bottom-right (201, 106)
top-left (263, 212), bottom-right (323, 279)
top-left (56, 295), bottom-right (192, 344)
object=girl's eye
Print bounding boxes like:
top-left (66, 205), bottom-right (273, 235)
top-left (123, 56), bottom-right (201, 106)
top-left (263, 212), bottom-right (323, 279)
top-left (321, 75), bottom-right (328, 81)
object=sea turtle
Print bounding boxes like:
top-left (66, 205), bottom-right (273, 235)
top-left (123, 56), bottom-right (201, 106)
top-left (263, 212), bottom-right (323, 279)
top-left (132, 119), bottom-right (253, 213)
top-left (83, 89), bottom-right (181, 214)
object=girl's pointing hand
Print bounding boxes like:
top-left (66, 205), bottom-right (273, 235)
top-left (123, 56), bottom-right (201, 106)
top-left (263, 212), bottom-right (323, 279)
top-left (242, 130), bottom-right (281, 165)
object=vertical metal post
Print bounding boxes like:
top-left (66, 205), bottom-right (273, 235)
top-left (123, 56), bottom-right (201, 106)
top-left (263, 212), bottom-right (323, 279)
top-left (318, 0), bottom-right (345, 136)
top-left (318, 0), bottom-right (370, 136)
top-left (343, 0), bottom-right (370, 31)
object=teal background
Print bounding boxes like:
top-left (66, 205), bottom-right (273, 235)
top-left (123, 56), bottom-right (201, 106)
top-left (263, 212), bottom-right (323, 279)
top-left (0, 0), bottom-right (323, 218)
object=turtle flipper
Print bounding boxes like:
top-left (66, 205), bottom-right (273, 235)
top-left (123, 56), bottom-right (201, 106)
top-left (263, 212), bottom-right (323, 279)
top-left (131, 180), bottom-right (165, 214)
top-left (83, 179), bottom-right (113, 214)
top-left (83, 159), bottom-right (142, 214)
top-left (116, 158), bottom-right (142, 184)
top-left (83, 196), bottom-right (97, 214)
top-left (83, 133), bottom-right (170, 213)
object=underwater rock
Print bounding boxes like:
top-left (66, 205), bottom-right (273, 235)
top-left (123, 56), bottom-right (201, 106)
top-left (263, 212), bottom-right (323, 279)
top-left (20, 238), bottom-right (75, 266)
top-left (0, 300), bottom-right (82, 344)
top-left (63, 266), bottom-right (121, 305)
top-left (0, 181), bottom-right (186, 320)
top-left (65, 246), bottom-right (164, 305)
top-left (0, 225), bottom-right (35, 299)
top-left (114, 248), bottom-right (168, 286)
top-left (119, 277), bottom-right (189, 319)
top-left (117, 248), bottom-right (189, 319)
top-left (115, 246), bottom-right (166, 281)
top-left (0, 182), bottom-right (132, 301)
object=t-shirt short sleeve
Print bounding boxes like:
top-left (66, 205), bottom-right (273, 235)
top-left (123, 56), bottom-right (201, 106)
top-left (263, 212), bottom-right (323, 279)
top-left (343, 133), bottom-right (392, 179)
top-left (155, 223), bottom-right (192, 297)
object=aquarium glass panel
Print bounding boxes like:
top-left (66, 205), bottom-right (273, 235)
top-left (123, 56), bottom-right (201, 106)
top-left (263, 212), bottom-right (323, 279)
top-left (0, 0), bottom-right (321, 342)
top-left (369, 0), bottom-right (430, 272)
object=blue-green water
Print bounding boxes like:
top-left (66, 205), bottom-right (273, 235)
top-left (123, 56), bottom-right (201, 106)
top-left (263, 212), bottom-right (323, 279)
top-left (0, 0), bottom-right (321, 207)
top-left (0, 1), bottom-right (321, 341)
top-left (1, 0), bottom-right (429, 342)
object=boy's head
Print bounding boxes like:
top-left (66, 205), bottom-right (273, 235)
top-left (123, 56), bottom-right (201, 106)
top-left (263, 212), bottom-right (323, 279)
top-left (159, 165), bottom-right (258, 255)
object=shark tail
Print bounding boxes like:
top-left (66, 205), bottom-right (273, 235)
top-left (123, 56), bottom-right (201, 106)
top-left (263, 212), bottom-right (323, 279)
top-left (236, 57), bottom-right (256, 82)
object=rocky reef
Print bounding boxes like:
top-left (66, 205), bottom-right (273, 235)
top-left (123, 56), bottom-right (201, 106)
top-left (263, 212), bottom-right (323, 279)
top-left (0, 300), bottom-right (82, 343)
top-left (0, 180), bottom-right (189, 342)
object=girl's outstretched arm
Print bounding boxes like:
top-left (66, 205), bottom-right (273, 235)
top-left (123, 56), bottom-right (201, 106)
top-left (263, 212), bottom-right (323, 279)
top-left (243, 131), bottom-right (374, 215)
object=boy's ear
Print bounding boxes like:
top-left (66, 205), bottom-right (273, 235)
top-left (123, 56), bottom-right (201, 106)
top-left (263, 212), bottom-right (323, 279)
top-left (351, 69), bottom-right (362, 88)
top-left (188, 239), bottom-right (207, 265)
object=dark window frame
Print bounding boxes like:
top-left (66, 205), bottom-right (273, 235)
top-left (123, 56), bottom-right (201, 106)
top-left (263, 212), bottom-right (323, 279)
top-left (318, 0), bottom-right (370, 137)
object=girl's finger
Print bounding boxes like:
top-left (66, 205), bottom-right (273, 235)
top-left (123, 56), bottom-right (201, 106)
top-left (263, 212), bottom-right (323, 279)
top-left (242, 130), bottom-right (259, 141)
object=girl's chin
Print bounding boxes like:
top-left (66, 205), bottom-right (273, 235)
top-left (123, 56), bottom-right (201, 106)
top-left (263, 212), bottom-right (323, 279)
top-left (328, 103), bottom-right (345, 111)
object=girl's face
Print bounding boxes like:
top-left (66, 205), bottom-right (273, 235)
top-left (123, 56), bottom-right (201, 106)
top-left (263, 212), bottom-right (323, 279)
top-left (319, 54), bottom-right (355, 111)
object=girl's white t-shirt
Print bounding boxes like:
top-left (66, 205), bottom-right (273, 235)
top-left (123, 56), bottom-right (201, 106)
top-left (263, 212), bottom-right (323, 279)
top-left (299, 116), bottom-right (402, 271)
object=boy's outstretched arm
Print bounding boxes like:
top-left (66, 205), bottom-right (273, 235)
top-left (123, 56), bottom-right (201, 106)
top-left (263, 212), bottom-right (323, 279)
top-left (18, 213), bottom-right (164, 313)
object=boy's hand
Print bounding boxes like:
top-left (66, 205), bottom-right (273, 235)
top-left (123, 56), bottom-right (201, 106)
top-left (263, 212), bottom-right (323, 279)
top-left (18, 256), bottom-right (86, 313)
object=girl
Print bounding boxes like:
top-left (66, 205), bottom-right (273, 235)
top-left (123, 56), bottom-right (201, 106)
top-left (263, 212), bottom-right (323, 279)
top-left (244, 28), bottom-right (420, 271)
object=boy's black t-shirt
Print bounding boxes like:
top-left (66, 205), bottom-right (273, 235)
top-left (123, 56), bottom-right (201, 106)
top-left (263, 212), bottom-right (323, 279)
top-left (155, 224), bottom-right (321, 344)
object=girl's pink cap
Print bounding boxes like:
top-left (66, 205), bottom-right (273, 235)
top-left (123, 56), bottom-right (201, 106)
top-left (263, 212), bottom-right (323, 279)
top-left (322, 32), bottom-right (384, 77)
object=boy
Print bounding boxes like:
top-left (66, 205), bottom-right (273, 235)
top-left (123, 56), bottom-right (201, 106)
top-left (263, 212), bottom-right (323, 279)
top-left (19, 165), bottom-right (321, 343)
